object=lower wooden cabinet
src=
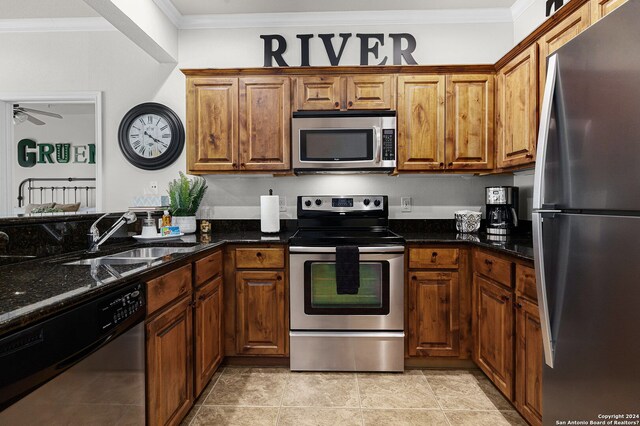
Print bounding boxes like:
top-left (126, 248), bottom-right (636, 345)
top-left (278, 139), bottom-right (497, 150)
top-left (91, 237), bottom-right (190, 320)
top-left (408, 271), bottom-right (460, 357)
top-left (473, 273), bottom-right (514, 399)
top-left (146, 296), bottom-right (194, 426)
top-left (194, 276), bottom-right (224, 396)
top-left (515, 296), bottom-right (543, 426)
top-left (235, 270), bottom-right (286, 355)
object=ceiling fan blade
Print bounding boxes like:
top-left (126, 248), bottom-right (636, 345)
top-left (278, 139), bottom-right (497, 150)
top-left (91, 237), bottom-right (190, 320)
top-left (19, 107), bottom-right (63, 119)
top-left (24, 113), bottom-right (46, 125)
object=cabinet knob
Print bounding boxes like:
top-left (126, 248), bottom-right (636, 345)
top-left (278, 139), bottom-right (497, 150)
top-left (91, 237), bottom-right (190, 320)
top-left (209, 133), bottom-right (216, 145)
top-left (334, 102), bottom-right (340, 108)
top-left (232, 163), bottom-right (238, 169)
top-left (525, 154), bottom-right (533, 159)
top-left (199, 294), bottom-right (206, 301)
top-left (448, 162), bottom-right (453, 167)
top-left (484, 259), bottom-right (493, 265)
top-left (348, 101), bottom-right (353, 107)
top-left (256, 252), bottom-right (262, 257)
top-left (179, 285), bottom-right (186, 293)
top-left (439, 162), bottom-right (444, 167)
top-left (501, 295), bottom-right (510, 302)
top-left (240, 162), bottom-right (246, 168)
top-left (431, 252), bottom-right (438, 262)
top-left (411, 275), bottom-right (417, 280)
top-left (277, 275), bottom-right (282, 281)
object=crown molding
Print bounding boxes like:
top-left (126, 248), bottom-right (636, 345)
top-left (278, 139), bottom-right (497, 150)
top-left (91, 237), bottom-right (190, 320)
top-left (0, 17), bottom-right (115, 33)
top-left (177, 8), bottom-right (513, 30)
top-left (151, 0), bottom-right (182, 27)
top-left (510, 0), bottom-right (537, 21)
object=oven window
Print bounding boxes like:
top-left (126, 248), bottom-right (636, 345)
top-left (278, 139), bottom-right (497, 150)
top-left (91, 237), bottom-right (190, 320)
top-left (300, 129), bottom-right (373, 161)
top-left (304, 261), bottom-right (390, 315)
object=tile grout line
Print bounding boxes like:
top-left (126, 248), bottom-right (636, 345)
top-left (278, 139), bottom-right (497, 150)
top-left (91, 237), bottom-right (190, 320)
top-left (355, 373), bottom-right (365, 426)
top-left (421, 369), bottom-right (454, 426)
top-left (274, 369), bottom-right (291, 425)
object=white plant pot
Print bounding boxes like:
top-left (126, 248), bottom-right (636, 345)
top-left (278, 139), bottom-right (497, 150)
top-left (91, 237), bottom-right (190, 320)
top-left (172, 216), bottom-right (197, 234)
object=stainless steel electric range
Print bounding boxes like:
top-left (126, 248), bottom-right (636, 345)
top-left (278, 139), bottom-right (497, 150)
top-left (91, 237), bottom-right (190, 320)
top-left (289, 195), bottom-right (405, 372)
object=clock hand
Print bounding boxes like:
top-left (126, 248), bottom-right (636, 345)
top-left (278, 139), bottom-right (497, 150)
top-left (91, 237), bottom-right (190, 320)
top-left (143, 130), bottom-right (162, 144)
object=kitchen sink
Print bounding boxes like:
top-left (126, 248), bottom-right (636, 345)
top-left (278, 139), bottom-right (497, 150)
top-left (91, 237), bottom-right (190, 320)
top-left (63, 245), bottom-right (196, 266)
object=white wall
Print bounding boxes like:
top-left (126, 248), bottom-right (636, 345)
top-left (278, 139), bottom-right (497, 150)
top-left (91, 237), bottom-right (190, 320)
top-left (513, 0), bottom-right (547, 44)
top-left (12, 106), bottom-right (96, 208)
top-left (1, 17), bottom-right (516, 218)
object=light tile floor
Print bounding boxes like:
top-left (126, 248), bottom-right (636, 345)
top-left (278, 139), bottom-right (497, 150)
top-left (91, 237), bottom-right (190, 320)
top-left (181, 368), bottom-right (528, 426)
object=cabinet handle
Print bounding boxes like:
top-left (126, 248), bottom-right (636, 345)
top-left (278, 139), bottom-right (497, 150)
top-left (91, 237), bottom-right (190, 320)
top-left (439, 162), bottom-right (444, 167)
top-left (525, 154), bottom-right (533, 159)
top-left (501, 295), bottom-right (510, 302)
top-left (277, 275), bottom-right (282, 281)
top-left (232, 163), bottom-right (238, 169)
top-left (431, 252), bottom-right (438, 262)
top-left (209, 133), bottom-right (216, 145)
top-left (484, 259), bottom-right (493, 265)
top-left (198, 294), bottom-right (206, 301)
top-left (256, 252), bottom-right (262, 257)
top-left (348, 101), bottom-right (353, 107)
top-left (411, 275), bottom-right (417, 280)
top-left (240, 162), bottom-right (246, 168)
top-left (448, 162), bottom-right (453, 167)
top-left (334, 102), bottom-right (340, 108)
top-left (516, 302), bottom-right (523, 309)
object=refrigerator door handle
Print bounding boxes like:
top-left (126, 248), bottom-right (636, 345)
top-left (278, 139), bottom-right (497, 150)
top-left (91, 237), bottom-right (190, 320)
top-left (533, 54), bottom-right (559, 211)
top-left (533, 212), bottom-right (555, 368)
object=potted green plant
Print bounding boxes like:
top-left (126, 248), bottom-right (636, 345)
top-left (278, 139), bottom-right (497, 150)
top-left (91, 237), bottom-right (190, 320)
top-left (167, 172), bottom-right (208, 234)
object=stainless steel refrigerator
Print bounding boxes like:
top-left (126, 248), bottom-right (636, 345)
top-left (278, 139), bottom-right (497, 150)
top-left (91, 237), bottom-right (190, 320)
top-left (533, 1), bottom-right (640, 424)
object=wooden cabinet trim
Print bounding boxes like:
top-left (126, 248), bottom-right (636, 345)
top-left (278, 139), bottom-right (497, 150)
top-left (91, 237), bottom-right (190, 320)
top-left (146, 264), bottom-right (193, 316)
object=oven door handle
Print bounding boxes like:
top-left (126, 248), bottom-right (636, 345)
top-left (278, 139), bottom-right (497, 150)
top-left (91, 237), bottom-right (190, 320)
top-left (290, 331), bottom-right (405, 338)
top-left (289, 246), bottom-right (405, 254)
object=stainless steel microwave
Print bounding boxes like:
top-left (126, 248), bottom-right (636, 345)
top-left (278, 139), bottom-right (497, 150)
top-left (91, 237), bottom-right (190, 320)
top-left (292, 111), bottom-right (396, 174)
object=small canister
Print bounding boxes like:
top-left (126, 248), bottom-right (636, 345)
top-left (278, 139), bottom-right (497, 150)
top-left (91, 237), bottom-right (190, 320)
top-left (200, 219), bottom-right (211, 234)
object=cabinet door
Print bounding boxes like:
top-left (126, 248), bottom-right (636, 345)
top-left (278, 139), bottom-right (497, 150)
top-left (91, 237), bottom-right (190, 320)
top-left (194, 276), bottom-right (224, 397)
top-left (345, 75), bottom-right (395, 110)
top-left (445, 74), bottom-right (494, 170)
top-left (296, 76), bottom-right (342, 110)
top-left (239, 77), bottom-right (291, 171)
top-left (539, 3), bottom-right (590, 103)
top-left (516, 297), bottom-right (543, 426)
top-left (236, 270), bottom-right (286, 355)
top-left (473, 274), bottom-right (514, 399)
top-left (591, 0), bottom-right (627, 22)
top-left (408, 271), bottom-right (460, 357)
top-left (397, 75), bottom-right (446, 170)
top-left (186, 77), bottom-right (238, 172)
top-left (496, 45), bottom-right (538, 168)
top-left (147, 296), bottom-right (193, 426)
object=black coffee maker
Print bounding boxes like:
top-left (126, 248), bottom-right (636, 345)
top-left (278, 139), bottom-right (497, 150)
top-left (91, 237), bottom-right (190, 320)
top-left (485, 186), bottom-right (519, 235)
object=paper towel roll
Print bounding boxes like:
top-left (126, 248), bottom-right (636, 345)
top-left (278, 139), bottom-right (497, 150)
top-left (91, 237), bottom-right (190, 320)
top-left (260, 195), bottom-right (280, 233)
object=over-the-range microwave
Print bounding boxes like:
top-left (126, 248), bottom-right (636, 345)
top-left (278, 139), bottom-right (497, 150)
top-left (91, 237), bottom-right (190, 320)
top-left (292, 111), bottom-right (396, 174)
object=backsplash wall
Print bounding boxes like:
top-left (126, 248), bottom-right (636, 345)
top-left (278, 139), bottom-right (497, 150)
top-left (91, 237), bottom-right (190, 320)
top-left (199, 174), bottom-right (514, 220)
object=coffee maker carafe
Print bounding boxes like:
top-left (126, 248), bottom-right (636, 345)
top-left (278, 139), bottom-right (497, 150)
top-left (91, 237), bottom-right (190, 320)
top-left (485, 186), bottom-right (519, 235)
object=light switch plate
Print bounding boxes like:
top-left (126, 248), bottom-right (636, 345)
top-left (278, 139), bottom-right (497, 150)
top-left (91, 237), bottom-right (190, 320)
top-left (401, 197), bottom-right (412, 212)
top-left (279, 196), bottom-right (287, 212)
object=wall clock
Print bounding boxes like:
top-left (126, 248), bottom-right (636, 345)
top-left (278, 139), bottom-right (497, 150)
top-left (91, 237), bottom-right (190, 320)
top-left (118, 102), bottom-right (185, 170)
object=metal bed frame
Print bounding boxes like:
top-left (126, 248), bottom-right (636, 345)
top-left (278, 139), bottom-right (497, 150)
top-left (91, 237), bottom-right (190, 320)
top-left (17, 177), bottom-right (96, 208)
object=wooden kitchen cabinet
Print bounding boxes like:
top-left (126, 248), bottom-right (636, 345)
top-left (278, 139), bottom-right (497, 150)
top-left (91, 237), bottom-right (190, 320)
top-left (591, 0), bottom-right (627, 22)
top-left (496, 45), bottom-right (538, 169)
top-left (186, 76), bottom-right (290, 173)
top-left (147, 295), bottom-right (194, 426)
top-left (295, 74), bottom-right (394, 110)
top-left (515, 295), bottom-right (543, 426)
top-left (408, 271), bottom-right (460, 357)
top-left (445, 74), bottom-right (494, 170)
top-left (538, 3), bottom-right (591, 103)
top-left (193, 275), bottom-right (224, 396)
top-left (397, 75), bottom-right (446, 170)
top-left (235, 270), bottom-right (286, 355)
top-left (473, 273), bottom-right (514, 399)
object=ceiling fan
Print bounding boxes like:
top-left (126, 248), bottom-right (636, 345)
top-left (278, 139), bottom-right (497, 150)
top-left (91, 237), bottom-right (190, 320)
top-left (13, 104), bottom-right (63, 126)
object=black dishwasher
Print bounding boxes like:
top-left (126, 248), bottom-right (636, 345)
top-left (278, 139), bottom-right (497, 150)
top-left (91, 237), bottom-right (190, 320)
top-left (0, 282), bottom-right (146, 424)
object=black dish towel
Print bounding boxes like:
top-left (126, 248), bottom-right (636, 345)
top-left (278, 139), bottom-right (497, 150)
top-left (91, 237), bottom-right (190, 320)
top-left (336, 246), bottom-right (360, 295)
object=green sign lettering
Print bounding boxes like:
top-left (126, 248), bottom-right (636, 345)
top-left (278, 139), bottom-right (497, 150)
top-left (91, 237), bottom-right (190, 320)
top-left (17, 139), bottom-right (36, 168)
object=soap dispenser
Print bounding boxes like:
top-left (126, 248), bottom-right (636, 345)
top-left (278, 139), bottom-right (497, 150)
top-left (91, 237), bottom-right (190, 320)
top-left (141, 211), bottom-right (157, 237)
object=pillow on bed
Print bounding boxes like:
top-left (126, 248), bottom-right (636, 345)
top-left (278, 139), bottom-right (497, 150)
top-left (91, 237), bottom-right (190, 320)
top-left (55, 202), bottom-right (81, 212)
top-left (25, 203), bottom-right (55, 213)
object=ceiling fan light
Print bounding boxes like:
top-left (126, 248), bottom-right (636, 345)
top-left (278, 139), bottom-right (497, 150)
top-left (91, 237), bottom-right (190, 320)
top-left (13, 112), bottom-right (28, 124)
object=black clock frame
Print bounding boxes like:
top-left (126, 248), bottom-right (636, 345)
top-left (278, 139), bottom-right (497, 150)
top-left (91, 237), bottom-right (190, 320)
top-left (118, 102), bottom-right (185, 170)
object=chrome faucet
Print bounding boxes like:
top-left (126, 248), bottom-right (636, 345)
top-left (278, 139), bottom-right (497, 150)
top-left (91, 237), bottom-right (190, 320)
top-left (88, 211), bottom-right (137, 252)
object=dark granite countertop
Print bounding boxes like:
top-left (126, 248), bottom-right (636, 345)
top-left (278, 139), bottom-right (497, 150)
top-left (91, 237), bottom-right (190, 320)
top-left (0, 223), bottom-right (531, 338)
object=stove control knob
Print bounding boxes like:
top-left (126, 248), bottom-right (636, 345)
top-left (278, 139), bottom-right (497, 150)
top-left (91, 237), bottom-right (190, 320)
top-left (304, 200), bottom-right (312, 207)
top-left (315, 199), bottom-right (322, 206)
top-left (374, 199), bottom-right (381, 207)
top-left (363, 199), bottom-right (370, 206)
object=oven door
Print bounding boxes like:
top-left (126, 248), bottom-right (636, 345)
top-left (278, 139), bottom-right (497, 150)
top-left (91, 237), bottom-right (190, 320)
top-left (289, 246), bottom-right (404, 330)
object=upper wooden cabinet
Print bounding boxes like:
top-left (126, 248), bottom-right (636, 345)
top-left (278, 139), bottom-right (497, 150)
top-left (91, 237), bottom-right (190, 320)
top-left (591, 0), bottom-right (627, 22)
top-left (496, 45), bottom-right (538, 169)
top-left (187, 77), bottom-right (238, 172)
top-left (186, 76), bottom-right (290, 173)
top-left (295, 74), bottom-right (394, 110)
top-left (397, 75), bottom-right (446, 170)
top-left (445, 74), bottom-right (494, 170)
top-left (538, 3), bottom-right (591, 103)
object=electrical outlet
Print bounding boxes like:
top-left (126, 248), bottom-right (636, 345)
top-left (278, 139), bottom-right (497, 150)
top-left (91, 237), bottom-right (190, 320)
top-left (401, 197), bottom-right (412, 212)
top-left (149, 181), bottom-right (158, 194)
top-left (279, 196), bottom-right (287, 212)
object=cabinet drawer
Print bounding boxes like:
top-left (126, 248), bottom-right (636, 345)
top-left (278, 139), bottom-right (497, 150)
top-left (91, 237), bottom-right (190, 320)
top-left (195, 250), bottom-right (223, 286)
top-left (409, 248), bottom-right (459, 269)
top-left (147, 264), bottom-right (193, 315)
top-left (235, 248), bottom-right (285, 269)
top-left (516, 264), bottom-right (537, 302)
top-left (474, 250), bottom-right (513, 288)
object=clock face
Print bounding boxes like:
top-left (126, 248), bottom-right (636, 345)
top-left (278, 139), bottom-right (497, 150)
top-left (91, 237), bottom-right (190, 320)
top-left (118, 103), bottom-right (184, 170)
top-left (127, 113), bottom-right (173, 159)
